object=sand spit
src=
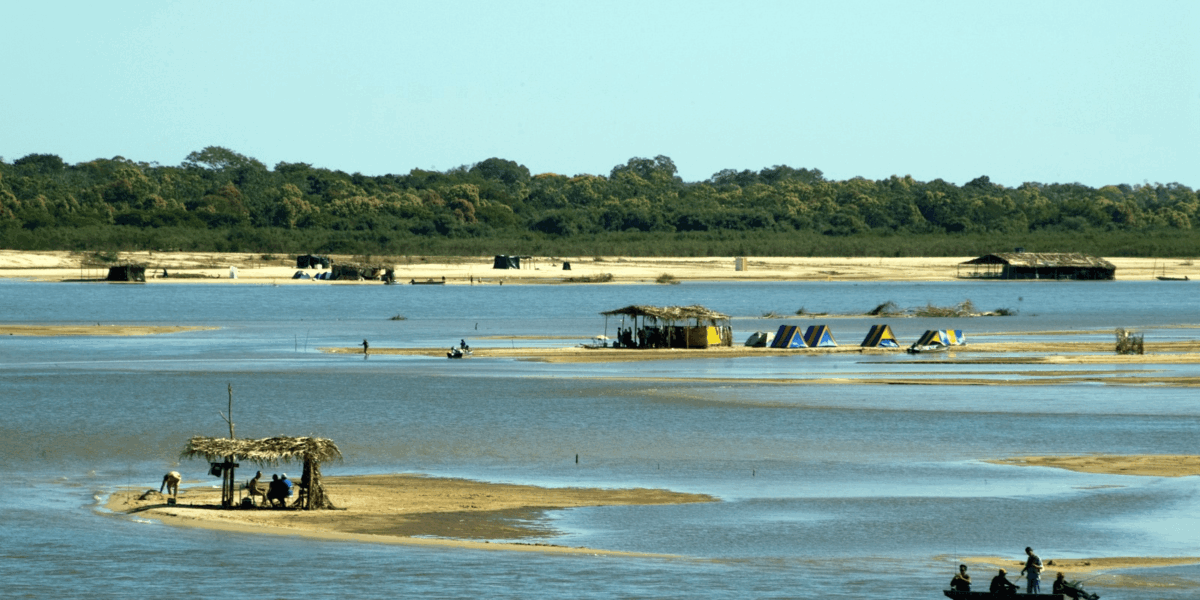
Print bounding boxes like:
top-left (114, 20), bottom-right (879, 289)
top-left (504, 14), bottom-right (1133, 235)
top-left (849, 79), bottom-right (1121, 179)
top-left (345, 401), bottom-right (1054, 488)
top-left (107, 474), bottom-right (714, 556)
top-left (0, 324), bottom-right (216, 337)
top-left (989, 455), bottom-right (1200, 478)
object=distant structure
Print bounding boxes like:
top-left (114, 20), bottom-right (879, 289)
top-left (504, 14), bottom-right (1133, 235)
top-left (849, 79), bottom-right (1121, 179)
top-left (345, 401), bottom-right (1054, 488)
top-left (493, 255), bottom-right (524, 269)
top-left (296, 254), bottom-right (331, 269)
top-left (601, 304), bottom-right (732, 349)
top-left (105, 264), bottom-right (146, 282)
top-left (958, 252), bottom-right (1115, 280)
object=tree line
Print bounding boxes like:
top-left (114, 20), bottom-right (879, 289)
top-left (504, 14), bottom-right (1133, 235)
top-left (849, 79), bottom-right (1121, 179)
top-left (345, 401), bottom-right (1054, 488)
top-left (1, 147), bottom-right (1197, 256)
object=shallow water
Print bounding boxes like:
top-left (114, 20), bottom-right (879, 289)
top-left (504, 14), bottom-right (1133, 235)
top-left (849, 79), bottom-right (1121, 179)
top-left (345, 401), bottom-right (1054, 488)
top-left (1, 280), bottom-right (1198, 598)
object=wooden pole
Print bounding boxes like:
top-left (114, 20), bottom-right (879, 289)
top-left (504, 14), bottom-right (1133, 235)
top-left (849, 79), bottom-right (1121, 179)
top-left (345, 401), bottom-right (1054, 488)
top-left (219, 383), bottom-right (236, 508)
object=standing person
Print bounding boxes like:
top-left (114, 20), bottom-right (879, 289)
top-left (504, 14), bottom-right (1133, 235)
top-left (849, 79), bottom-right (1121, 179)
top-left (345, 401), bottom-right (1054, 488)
top-left (1021, 547), bottom-right (1043, 594)
top-left (361, 339), bottom-right (369, 355)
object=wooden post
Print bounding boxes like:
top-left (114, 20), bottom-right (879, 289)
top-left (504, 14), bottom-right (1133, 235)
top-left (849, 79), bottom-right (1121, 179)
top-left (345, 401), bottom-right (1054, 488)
top-left (219, 384), bottom-right (236, 508)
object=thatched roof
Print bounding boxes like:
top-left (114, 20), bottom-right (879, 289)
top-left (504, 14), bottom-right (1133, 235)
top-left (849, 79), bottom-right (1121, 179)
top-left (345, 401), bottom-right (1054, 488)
top-left (601, 304), bottom-right (730, 322)
top-left (960, 252), bottom-right (1115, 269)
top-left (181, 435), bottom-right (342, 466)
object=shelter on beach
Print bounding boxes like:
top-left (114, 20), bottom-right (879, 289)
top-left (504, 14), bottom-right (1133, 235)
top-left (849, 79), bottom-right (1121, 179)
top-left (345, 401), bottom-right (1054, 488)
top-left (958, 252), bottom-right (1116, 280)
top-left (296, 254), bottom-right (331, 269)
top-left (181, 435), bottom-right (342, 510)
top-left (492, 255), bottom-right (525, 269)
top-left (105, 264), bottom-right (146, 282)
top-left (600, 304), bottom-right (732, 349)
top-left (802, 325), bottom-right (838, 348)
top-left (861, 324), bottom-right (900, 348)
top-left (770, 325), bottom-right (807, 348)
top-left (913, 330), bottom-right (966, 347)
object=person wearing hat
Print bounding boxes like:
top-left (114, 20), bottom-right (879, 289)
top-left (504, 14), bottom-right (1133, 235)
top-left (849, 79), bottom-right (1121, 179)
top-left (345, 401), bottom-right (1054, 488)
top-left (950, 564), bottom-right (971, 591)
top-left (990, 569), bottom-right (1017, 595)
top-left (280, 473), bottom-right (294, 505)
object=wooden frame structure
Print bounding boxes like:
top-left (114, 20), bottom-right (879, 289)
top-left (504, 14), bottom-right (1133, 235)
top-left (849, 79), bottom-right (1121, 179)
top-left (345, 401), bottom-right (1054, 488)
top-left (600, 304), bottom-right (733, 348)
top-left (181, 435), bottom-right (342, 510)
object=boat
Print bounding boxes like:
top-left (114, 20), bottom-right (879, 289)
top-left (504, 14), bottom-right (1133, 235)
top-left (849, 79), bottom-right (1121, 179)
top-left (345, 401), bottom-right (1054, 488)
top-left (1156, 275), bottom-right (1189, 281)
top-left (411, 278), bottom-right (446, 285)
top-left (907, 343), bottom-right (948, 354)
top-left (943, 592), bottom-right (1068, 599)
top-left (447, 348), bottom-right (472, 359)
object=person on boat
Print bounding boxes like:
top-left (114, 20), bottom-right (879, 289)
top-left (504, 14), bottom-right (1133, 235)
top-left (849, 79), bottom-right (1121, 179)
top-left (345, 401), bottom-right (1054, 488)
top-left (990, 569), bottom-right (1017, 595)
top-left (949, 564), bottom-right (971, 591)
top-left (1021, 547), bottom-right (1043, 594)
top-left (1052, 571), bottom-right (1099, 599)
top-left (460, 339), bottom-right (469, 351)
top-left (160, 471), bottom-right (181, 498)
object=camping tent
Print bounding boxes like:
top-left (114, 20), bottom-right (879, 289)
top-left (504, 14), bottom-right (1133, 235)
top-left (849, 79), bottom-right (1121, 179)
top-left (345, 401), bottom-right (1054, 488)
top-left (861, 324), bottom-right (900, 348)
top-left (770, 325), bottom-right (807, 348)
top-left (744, 331), bottom-right (773, 347)
top-left (913, 330), bottom-right (966, 347)
top-left (803, 325), bottom-right (837, 347)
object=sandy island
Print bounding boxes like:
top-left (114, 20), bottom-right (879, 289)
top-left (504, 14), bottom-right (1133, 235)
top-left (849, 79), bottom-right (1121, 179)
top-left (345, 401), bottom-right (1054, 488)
top-left (1, 250), bottom-right (1195, 284)
top-left (108, 474), bottom-right (715, 556)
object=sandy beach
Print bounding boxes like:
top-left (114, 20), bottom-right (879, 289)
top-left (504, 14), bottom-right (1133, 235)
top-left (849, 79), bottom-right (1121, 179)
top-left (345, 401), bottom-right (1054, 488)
top-left (1, 250), bottom-right (1195, 284)
top-left (108, 474), bottom-right (714, 556)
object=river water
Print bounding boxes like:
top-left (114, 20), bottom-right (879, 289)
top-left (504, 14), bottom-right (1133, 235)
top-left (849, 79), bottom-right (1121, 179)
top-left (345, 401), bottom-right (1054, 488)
top-left (1, 279), bottom-right (1198, 599)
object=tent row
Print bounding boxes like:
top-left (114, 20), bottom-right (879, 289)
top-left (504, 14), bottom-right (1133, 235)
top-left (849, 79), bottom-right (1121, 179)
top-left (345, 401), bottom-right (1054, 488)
top-left (744, 324), bottom-right (966, 349)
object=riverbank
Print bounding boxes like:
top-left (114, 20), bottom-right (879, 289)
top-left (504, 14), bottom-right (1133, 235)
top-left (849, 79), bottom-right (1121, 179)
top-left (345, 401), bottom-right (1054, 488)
top-left (107, 474), bottom-right (715, 556)
top-left (1, 250), bottom-right (1195, 284)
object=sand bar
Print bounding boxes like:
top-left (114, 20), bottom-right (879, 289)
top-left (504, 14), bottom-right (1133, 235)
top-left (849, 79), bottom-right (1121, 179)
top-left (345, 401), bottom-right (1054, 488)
top-left (108, 474), bottom-right (715, 556)
top-left (0, 324), bottom-right (216, 337)
top-left (989, 455), bottom-right (1200, 477)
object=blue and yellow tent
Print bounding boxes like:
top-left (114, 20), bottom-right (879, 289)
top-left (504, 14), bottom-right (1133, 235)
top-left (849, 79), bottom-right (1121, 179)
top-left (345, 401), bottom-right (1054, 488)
top-left (803, 325), bottom-right (837, 347)
top-left (861, 324), bottom-right (900, 348)
top-left (913, 330), bottom-right (967, 347)
top-left (770, 325), bottom-right (807, 348)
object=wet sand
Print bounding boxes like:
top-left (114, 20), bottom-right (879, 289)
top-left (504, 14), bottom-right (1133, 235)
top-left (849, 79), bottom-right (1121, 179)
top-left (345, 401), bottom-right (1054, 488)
top-left (108, 474), bottom-right (715, 556)
top-left (2, 250), bottom-right (1194, 284)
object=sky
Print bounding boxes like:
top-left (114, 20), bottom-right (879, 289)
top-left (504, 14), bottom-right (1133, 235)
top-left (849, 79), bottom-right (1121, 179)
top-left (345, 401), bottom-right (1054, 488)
top-left (3, 1), bottom-right (1198, 187)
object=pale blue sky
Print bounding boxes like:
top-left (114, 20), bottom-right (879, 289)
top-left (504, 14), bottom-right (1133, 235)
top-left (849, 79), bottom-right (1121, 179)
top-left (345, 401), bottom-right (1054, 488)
top-left (4, 1), bottom-right (1197, 187)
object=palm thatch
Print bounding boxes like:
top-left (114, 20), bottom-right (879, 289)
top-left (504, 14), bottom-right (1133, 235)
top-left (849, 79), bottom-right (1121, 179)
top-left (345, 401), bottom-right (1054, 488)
top-left (181, 435), bottom-right (342, 510)
top-left (181, 435), bottom-right (342, 465)
top-left (600, 304), bottom-right (729, 323)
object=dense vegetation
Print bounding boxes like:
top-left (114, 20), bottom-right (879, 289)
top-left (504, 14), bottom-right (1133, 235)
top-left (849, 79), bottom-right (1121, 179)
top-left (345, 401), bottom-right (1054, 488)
top-left (1, 147), bottom-right (1196, 256)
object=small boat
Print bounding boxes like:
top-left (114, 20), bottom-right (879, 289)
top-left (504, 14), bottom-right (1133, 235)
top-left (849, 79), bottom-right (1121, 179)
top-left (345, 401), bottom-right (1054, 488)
top-left (943, 592), bottom-right (1069, 599)
top-left (907, 343), bottom-right (948, 354)
top-left (1156, 275), bottom-right (1189, 281)
top-left (447, 348), bottom-right (472, 359)
top-left (411, 278), bottom-right (446, 285)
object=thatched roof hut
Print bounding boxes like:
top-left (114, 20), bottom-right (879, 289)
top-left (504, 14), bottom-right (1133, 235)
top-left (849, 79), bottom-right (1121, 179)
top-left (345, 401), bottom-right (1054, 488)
top-left (601, 304), bottom-right (730, 323)
top-left (600, 304), bottom-right (732, 348)
top-left (182, 435), bottom-right (342, 510)
top-left (958, 252), bottom-right (1115, 280)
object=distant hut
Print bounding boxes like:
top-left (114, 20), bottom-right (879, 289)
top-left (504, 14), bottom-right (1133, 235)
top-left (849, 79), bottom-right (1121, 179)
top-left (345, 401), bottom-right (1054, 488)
top-left (601, 304), bottom-right (733, 349)
top-left (296, 254), bottom-right (331, 269)
top-left (493, 255), bottom-right (522, 269)
top-left (181, 435), bottom-right (342, 510)
top-left (105, 264), bottom-right (146, 282)
top-left (958, 252), bottom-right (1116, 280)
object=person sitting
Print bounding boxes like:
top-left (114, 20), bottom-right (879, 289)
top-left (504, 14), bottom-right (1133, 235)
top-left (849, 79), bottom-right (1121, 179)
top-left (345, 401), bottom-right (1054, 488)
top-left (279, 472), bottom-right (294, 506)
top-left (1053, 571), bottom-right (1099, 600)
top-left (266, 474), bottom-right (286, 508)
top-left (950, 564), bottom-right (971, 592)
top-left (990, 569), bottom-right (1017, 595)
top-left (247, 471), bottom-right (267, 505)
